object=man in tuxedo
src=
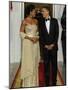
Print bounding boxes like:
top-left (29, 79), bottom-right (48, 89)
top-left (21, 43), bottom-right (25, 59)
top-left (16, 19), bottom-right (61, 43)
top-left (39, 6), bottom-right (59, 86)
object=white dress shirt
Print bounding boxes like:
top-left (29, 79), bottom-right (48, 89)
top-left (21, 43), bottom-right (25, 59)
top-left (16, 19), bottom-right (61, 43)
top-left (45, 18), bottom-right (50, 34)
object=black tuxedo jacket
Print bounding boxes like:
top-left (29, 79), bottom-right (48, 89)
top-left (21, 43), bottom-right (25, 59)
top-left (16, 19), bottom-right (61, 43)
top-left (39, 17), bottom-right (59, 50)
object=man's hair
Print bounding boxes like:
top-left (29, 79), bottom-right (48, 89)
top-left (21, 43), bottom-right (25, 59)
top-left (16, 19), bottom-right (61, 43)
top-left (42, 6), bottom-right (50, 11)
top-left (42, 6), bottom-right (52, 16)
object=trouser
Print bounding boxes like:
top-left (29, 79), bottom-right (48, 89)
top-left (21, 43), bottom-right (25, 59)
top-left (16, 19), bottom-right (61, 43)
top-left (62, 39), bottom-right (66, 84)
top-left (62, 40), bottom-right (66, 66)
top-left (43, 49), bottom-right (57, 86)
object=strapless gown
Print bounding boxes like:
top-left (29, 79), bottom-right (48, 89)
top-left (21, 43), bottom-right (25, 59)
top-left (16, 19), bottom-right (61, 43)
top-left (20, 24), bottom-right (40, 87)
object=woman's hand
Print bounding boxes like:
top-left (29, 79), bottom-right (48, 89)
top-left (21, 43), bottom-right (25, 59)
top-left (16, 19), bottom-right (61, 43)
top-left (31, 37), bottom-right (39, 43)
top-left (25, 36), bottom-right (38, 43)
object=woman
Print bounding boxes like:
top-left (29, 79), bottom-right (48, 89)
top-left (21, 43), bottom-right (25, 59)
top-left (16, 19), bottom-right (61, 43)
top-left (20, 4), bottom-right (40, 87)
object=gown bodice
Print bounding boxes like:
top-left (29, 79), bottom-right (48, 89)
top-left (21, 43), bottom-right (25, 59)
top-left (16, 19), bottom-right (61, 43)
top-left (25, 24), bottom-right (38, 37)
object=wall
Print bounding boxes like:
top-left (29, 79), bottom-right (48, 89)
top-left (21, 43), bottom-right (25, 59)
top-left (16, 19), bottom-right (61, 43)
top-left (10, 2), bottom-right (22, 63)
top-left (53, 4), bottom-right (65, 62)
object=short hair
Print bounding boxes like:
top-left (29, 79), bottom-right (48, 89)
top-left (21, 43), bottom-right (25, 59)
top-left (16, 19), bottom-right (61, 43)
top-left (24, 4), bottom-right (35, 18)
top-left (42, 6), bottom-right (50, 11)
top-left (42, 6), bottom-right (52, 16)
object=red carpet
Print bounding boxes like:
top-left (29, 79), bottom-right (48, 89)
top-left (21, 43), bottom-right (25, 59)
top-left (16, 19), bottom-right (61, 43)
top-left (39, 62), bottom-right (45, 86)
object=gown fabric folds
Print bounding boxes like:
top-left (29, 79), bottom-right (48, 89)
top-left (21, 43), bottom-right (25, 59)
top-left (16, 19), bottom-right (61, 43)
top-left (20, 24), bottom-right (40, 87)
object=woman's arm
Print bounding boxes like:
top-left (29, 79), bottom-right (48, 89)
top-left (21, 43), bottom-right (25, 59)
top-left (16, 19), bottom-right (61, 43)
top-left (35, 19), bottom-right (39, 40)
top-left (20, 20), bottom-right (27, 39)
top-left (36, 31), bottom-right (39, 39)
top-left (20, 20), bottom-right (32, 40)
top-left (20, 20), bottom-right (36, 42)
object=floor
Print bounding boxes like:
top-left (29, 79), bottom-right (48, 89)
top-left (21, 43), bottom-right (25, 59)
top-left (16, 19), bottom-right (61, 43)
top-left (9, 61), bottom-right (66, 89)
top-left (9, 63), bottom-right (19, 88)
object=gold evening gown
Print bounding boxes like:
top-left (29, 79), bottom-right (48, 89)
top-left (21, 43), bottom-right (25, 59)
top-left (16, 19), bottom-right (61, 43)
top-left (20, 24), bottom-right (40, 87)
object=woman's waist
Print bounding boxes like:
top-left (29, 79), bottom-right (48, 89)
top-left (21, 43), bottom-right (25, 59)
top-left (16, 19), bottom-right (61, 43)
top-left (26, 33), bottom-right (37, 37)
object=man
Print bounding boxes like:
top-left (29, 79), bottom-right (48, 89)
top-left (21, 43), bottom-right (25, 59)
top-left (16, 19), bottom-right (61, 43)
top-left (61, 6), bottom-right (66, 84)
top-left (35, 7), bottom-right (44, 60)
top-left (39, 6), bottom-right (59, 86)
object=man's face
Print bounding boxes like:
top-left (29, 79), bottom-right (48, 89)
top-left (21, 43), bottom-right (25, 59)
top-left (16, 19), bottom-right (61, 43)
top-left (41, 8), bottom-right (49, 18)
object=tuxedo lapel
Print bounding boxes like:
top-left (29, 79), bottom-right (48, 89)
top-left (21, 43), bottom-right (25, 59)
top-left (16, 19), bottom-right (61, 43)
top-left (43, 19), bottom-right (49, 34)
top-left (43, 18), bottom-right (52, 35)
top-left (49, 19), bottom-right (52, 35)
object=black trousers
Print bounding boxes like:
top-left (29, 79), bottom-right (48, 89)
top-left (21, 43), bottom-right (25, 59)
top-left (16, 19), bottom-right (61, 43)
top-left (62, 40), bottom-right (66, 65)
top-left (62, 39), bottom-right (66, 84)
top-left (43, 49), bottom-right (57, 86)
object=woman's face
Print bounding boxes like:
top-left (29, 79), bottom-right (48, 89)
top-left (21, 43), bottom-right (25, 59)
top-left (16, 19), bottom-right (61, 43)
top-left (30, 9), bottom-right (36, 17)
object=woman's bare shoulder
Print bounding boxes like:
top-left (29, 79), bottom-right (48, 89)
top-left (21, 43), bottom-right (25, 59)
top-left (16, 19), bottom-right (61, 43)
top-left (21, 18), bottom-right (28, 25)
top-left (34, 19), bottom-right (38, 24)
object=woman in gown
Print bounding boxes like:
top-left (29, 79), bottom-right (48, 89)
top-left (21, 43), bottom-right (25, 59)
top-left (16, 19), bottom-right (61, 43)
top-left (20, 4), bottom-right (40, 87)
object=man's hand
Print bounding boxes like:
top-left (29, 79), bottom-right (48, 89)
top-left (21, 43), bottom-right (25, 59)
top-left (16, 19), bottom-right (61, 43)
top-left (45, 44), bottom-right (54, 50)
top-left (49, 44), bottom-right (54, 49)
top-left (45, 45), bottom-right (49, 49)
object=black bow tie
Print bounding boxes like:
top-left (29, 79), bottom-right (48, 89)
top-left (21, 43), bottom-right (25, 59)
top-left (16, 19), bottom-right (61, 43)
top-left (45, 18), bottom-right (50, 21)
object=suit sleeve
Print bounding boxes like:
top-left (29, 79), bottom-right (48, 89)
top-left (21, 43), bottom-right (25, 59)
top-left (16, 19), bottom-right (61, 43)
top-left (39, 29), bottom-right (45, 47)
top-left (54, 19), bottom-right (59, 45)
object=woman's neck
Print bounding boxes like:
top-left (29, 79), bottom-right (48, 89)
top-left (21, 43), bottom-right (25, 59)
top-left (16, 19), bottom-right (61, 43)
top-left (26, 16), bottom-right (34, 25)
top-left (28, 15), bottom-right (33, 19)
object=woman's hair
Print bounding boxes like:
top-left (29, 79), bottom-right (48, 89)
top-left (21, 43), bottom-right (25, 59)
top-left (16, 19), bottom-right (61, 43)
top-left (24, 4), bottom-right (35, 18)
